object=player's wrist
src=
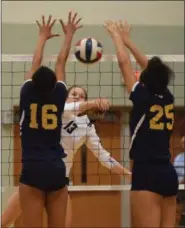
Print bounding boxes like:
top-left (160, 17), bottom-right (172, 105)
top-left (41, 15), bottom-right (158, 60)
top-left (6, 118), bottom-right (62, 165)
top-left (38, 35), bottom-right (47, 43)
top-left (65, 32), bottom-right (74, 40)
top-left (88, 100), bottom-right (97, 109)
top-left (111, 32), bottom-right (121, 41)
top-left (123, 37), bottom-right (132, 46)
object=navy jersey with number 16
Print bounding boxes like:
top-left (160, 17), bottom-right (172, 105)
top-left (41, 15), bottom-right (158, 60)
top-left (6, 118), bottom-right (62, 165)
top-left (129, 82), bottom-right (174, 161)
top-left (19, 79), bottom-right (67, 161)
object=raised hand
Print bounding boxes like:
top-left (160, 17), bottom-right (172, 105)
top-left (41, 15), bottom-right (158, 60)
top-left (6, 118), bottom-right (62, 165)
top-left (104, 20), bottom-right (120, 38)
top-left (59, 11), bottom-right (82, 36)
top-left (95, 98), bottom-right (110, 112)
top-left (36, 15), bottom-right (59, 40)
top-left (118, 20), bottom-right (132, 45)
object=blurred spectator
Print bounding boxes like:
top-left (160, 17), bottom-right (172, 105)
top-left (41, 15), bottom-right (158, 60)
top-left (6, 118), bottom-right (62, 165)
top-left (174, 135), bottom-right (185, 227)
top-left (174, 136), bottom-right (185, 184)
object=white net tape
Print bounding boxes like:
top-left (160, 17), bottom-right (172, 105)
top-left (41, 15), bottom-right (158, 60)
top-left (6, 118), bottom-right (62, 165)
top-left (2, 54), bottom-right (184, 62)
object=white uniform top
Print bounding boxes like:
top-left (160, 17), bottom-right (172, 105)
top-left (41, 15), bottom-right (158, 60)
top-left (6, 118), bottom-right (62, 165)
top-left (61, 102), bottom-right (120, 177)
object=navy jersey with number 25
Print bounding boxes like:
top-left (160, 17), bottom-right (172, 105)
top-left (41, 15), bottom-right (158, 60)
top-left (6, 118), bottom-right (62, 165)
top-left (19, 79), bottom-right (67, 161)
top-left (129, 82), bottom-right (174, 161)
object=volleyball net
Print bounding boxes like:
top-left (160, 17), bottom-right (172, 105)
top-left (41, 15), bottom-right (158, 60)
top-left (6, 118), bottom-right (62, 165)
top-left (1, 54), bottom-right (185, 192)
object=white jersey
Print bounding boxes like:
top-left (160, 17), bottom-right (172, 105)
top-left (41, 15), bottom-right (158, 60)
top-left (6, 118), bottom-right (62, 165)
top-left (61, 102), bottom-right (120, 177)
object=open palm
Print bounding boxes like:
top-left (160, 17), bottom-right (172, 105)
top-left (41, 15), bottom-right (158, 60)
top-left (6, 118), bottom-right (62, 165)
top-left (59, 11), bottom-right (83, 36)
top-left (36, 15), bottom-right (59, 40)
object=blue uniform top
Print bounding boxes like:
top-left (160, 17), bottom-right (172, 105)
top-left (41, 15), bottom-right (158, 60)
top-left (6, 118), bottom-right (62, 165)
top-left (129, 82), bottom-right (174, 162)
top-left (19, 79), bottom-right (67, 161)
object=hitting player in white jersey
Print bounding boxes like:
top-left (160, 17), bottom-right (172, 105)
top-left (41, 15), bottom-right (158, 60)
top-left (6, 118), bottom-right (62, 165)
top-left (63, 86), bottom-right (131, 227)
top-left (1, 85), bottom-right (131, 228)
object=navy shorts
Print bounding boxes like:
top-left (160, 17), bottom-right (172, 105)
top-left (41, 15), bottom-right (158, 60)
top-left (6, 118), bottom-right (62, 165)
top-left (131, 160), bottom-right (178, 197)
top-left (20, 159), bottom-right (68, 192)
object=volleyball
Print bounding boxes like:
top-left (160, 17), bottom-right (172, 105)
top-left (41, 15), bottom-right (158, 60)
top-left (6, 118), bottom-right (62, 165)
top-left (75, 38), bottom-right (103, 64)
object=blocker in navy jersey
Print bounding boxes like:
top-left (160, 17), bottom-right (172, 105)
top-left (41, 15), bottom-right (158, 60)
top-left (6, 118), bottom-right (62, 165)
top-left (129, 82), bottom-right (178, 196)
top-left (129, 81), bottom-right (174, 162)
top-left (75, 37), bottom-right (103, 64)
top-left (20, 79), bottom-right (67, 161)
top-left (19, 79), bottom-right (68, 191)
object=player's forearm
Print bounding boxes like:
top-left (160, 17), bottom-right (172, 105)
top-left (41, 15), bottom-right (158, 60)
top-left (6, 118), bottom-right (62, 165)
top-left (111, 164), bottom-right (131, 176)
top-left (79, 100), bottom-right (97, 113)
top-left (55, 34), bottom-right (73, 82)
top-left (105, 157), bottom-right (131, 176)
top-left (112, 34), bottom-right (136, 93)
top-left (124, 39), bottom-right (148, 70)
top-left (112, 34), bottom-right (130, 65)
top-left (32, 36), bottom-right (46, 69)
top-left (25, 36), bottom-right (46, 80)
top-left (97, 151), bottom-right (129, 175)
top-left (58, 33), bottom-right (73, 62)
top-left (100, 156), bottom-right (131, 176)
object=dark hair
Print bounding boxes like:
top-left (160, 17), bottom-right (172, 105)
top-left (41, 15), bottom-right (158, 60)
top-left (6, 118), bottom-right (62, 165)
top-left (32, 66), bottom-right (56, 98)
top-left (139, 57), bottom-right (174, 94)
top-left (67, 86), bottom-right (88, 100)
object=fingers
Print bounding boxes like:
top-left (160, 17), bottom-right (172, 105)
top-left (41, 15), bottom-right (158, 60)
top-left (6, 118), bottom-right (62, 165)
top-left (104, 20), bottom-right (117, 33)
top-left (76, 25), bottom-right (83, 30)
top-left (68, 11), bottom-right (72, 23)
top-left (75, 17), bottom-right (82, 25)
top-left (96, 98), bottom-right (110, 112)
top-left (75, 17), bottom-right (83, 30)
top-left (47, 15), bottom-right (57, 28)
top-left (42, 15), bottom-right (45, 26)
top-left (72, 12), bottom-right (78, 23)
top-left (49, 19), bottom-right (57, 28)
top-left (38, 15), bottom-right (57, 28)
top-left (59, 19), bottom-right (65, 30)
top-left (51, 34), bottom-right (60, 38)
top-left (105, 20), bottom-right (114, 28)
top-left (105, 19), bottom-right (131, 34)
top-left (47, 15), bottom-right (52, 26)
top-left (36, 20), bottom-right (41, 28)
top-left (119, 20), bottom-right (132, 32)
top-left (101, 99), bottom-right (110, 111)
top-left (60, 12), bottom-right (82, 32)
top-left (37, 12), bottom-right (83, 36)
top-left (59, 19), bottom-right (66, 34)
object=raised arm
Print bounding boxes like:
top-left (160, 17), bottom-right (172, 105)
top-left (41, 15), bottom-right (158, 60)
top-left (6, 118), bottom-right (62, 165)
top-left (63, 99), bottom-right (110, 119)
top-left (55, 12), bottom-right (82, 82)
top-left (104, 21), bottom-right (136, 93)
top-left (25, 15), bottom-right (59, 80)
top-left (79, 99), bottom-right (110, 114)
top-left (86, 125), bottom-right (131, 176)
top-left (119, 21), bottom-right (148, 70)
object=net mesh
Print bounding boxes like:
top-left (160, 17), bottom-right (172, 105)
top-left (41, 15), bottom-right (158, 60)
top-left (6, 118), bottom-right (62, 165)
top-left (1, 54), bottom-right (185, 191)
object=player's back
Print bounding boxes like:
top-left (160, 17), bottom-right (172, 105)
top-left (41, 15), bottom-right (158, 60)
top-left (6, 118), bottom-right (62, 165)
top-left (129, 82), bottom-right (174, 161)
top-left (20, 79), bottom-right (67, 161)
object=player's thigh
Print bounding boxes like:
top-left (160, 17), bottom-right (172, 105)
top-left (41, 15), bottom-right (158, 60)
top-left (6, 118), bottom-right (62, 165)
top-left (65, 194), bottom-right (72, 228)
top-left (130, 191), bottom-right (162, 228)
top-left (1, 189), bottom-right (21, 227)
top-left (160, 196), bottom-right (177, 228)
top-left (19, 183), bottom-right (45, 228)
top-left (46, 185), bottom-right (68, 228)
